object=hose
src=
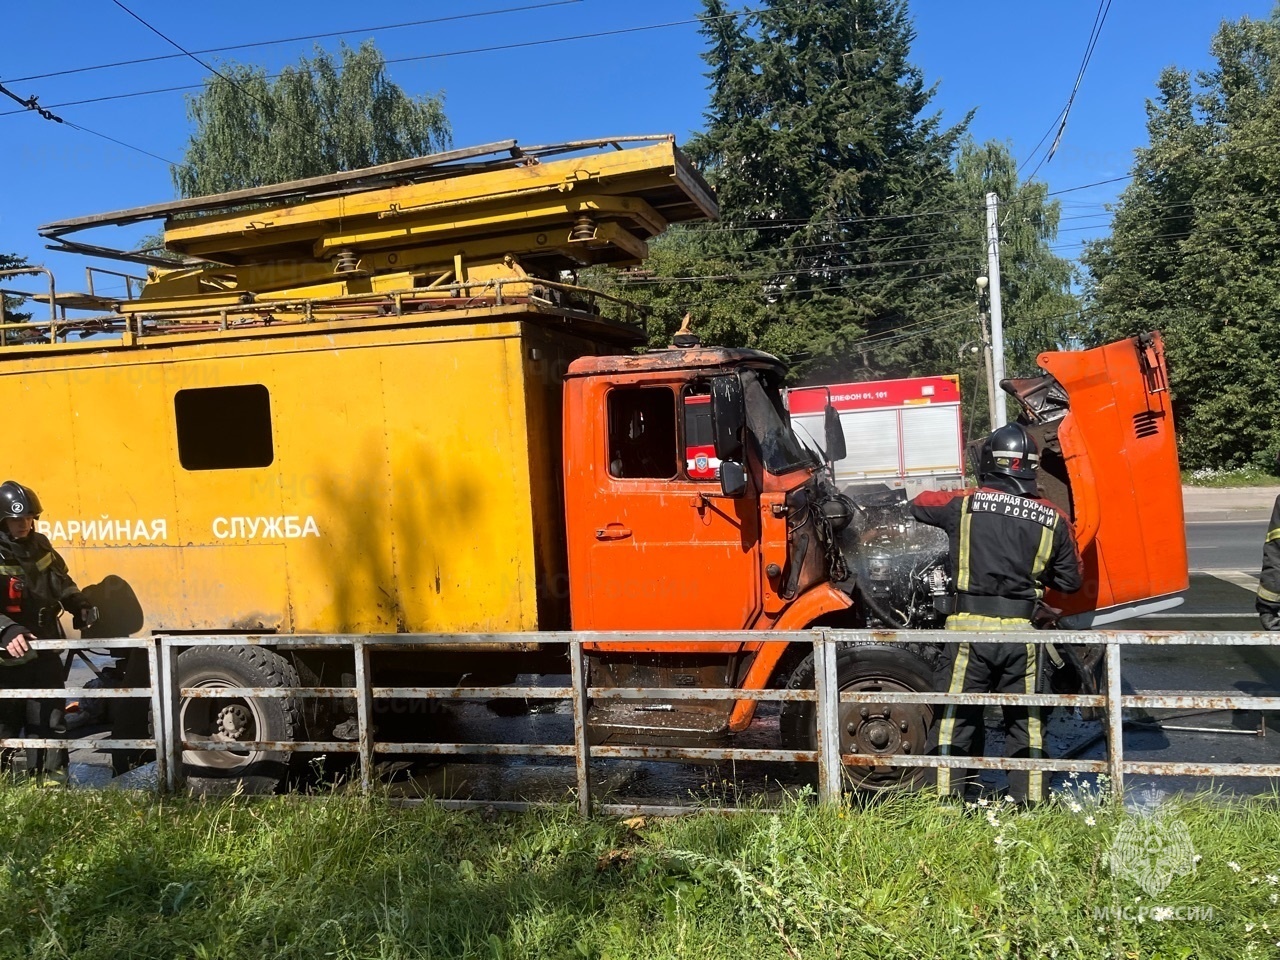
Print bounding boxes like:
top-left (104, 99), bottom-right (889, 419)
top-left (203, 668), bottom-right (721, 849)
top-left (857, 584), bottom-right (909, 629)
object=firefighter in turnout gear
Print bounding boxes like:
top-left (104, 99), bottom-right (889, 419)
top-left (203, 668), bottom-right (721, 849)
top-left (0, 481), bottom-right (96, 781)
top-left (1258, 484), bottom-right (1280, 631)
top-left (911, 423), bottom-right (1083, 804)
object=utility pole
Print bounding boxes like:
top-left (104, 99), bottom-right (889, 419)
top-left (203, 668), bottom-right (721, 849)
top-left (984, 192), bottom-right (1007, 428)
top-left (975, 276), bottom-right (999, 432)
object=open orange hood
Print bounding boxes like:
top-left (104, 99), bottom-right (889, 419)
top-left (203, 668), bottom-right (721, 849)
top-left (1005, 332), bottom-right (1188, 625)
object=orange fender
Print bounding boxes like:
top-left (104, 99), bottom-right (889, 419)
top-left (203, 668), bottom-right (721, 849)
top-left (728, 584), bottom-right (853, 732)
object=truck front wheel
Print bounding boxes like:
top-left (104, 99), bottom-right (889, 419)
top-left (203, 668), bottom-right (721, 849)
top-left (779, 643), bottom-right (937, 792)
top-left (177, 646), bottom-right (300, 792)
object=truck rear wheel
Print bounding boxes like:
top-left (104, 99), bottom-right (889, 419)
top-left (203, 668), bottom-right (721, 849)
top-left (779, 643), bottom-right (936, 792)
top-left (177, 646), bottom-right (300, 792)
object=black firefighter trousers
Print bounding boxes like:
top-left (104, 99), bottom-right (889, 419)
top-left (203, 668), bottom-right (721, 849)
top-left (933, 613), bottom-right (1046, 804)
top-left (0, 652), bottom-right (67, 779)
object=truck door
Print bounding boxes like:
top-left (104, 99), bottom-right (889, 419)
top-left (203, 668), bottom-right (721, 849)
top-left (576, 382), bottom-right (762, 632)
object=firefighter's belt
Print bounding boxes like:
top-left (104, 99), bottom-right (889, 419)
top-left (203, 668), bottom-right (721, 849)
top-left (954, 594), bottom-right (1037, 620)
top-left (32, 606), bottom-right (60, 632)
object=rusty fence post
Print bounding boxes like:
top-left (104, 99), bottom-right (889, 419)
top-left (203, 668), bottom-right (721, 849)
top-left (354, 640), bottom-right (374, 794)
top-left (159, 638), bottom-right (182, 793)
top-left (145, 637), bottom-right (168, 793)
top-left (570, 639), bottom-right (592, 817)
top-left (1105, 641), bottom-right (1125, 803)
top-left (814, 633), bottom-right (843, 805)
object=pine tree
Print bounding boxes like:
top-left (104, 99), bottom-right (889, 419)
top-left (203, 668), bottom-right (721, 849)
top-left (682, 0), bottom-right (973, 378)
top-left (0, 253), bottom-right (32, 326)
top-left (607, 0), bottom-right (1075, 427)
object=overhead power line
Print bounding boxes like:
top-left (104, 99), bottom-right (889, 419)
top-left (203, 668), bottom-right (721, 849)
top-left (0, 78), bottom-right (175, 164)
top-left (107, 0), bottom-right (319, 144)
top-left (8, 1), bottom-right (586, 83)
top-left (1019, 0), bottom-right (1113, 181)
top-left (1047, 174), bottom-right (1132, 195)
top-left (0, 10), bottom-right (758, 120)
top-left (0, 80), bottom-right (63, 122)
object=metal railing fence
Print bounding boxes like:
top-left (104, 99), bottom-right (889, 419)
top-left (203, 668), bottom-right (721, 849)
top-left (0, 637), bottom-right (167, 783)
top-left (1, 630), bottom-right (1276, 813)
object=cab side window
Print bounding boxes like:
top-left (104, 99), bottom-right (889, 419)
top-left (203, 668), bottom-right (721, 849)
top-left (607, 387), bottom-right (676, 479)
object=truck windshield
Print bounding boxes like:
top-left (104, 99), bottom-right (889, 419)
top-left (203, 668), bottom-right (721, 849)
top-left (742, 370), bottom-right (813, 475)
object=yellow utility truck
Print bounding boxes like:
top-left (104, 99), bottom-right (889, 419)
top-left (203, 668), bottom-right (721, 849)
top-left (1, 137), bottom-right (1187, 788)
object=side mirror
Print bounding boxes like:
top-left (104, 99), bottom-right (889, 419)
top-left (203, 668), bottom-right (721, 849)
top-left (710, 375), bottom-right (745, 461)
top-left (823, 404), bottom-right (847, 462)
top-left (719, 460), bottom-right (748, 498)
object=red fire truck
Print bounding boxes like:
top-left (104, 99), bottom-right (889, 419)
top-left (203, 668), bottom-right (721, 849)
top-left (787, 375), bottom-right (966, 495)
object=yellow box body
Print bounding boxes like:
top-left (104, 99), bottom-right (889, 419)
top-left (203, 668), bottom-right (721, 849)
top-left (1, 307), bottom-right (619, 634)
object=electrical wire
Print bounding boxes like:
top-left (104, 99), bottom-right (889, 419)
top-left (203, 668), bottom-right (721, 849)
top-left (1019, 0), bottom-right (1113, 181)
top-left (0, 10), bottom-right (758, 119)
top-left (8, 1), bottom-right (587, 83)
top-left (0, 78), bottom-right (176, 164)
top-left (106, 0), bottom-right (319, 144)
top-left (616, 250), bottom-right (989, 286)
top-left (61, 118), bottom-right (178, 165)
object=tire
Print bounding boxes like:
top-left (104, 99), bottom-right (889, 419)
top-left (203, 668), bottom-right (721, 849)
top-left (177, 646), bottom-right (300, 793)
top-left (779, 643), bottom-right (937, 792)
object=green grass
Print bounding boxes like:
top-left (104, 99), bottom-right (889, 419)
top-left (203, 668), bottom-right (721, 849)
top-left (1182, 466), bottom-right (1280, 487)
top-left (1, 785), bottom-right (1278, 959)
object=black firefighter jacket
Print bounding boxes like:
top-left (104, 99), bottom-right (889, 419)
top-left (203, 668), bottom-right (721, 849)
top-left (1258, 495), bottom-right (1280, 630)
top-left (911, 478), bottom-right (1083, 613)
top-left (0, 530), bottom-right (87, 647)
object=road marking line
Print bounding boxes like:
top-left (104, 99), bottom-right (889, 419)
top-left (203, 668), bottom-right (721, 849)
top-left (1141, 612), bottom-right (1257, 619)
top-left (1186, 519), bottom-right (1272, 525)
top-left (1197, 569), bottom-right (1261, 589)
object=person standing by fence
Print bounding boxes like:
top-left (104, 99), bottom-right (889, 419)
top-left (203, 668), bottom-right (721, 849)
top-left (1257, 483), bottom-right (1280, 631)
top-left (0, 481), bottom-right (97, 784)
top-left (911, 423), bottom-right (1083, 805)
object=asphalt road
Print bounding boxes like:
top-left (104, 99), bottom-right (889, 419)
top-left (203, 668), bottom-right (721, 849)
top-left (1093, 514), bottom-right (1277, 800)
top-left (1186, 519), bottom-right (1267, 574)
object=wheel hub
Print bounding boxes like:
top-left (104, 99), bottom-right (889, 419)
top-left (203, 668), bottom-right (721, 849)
top-left (864, 718), bottom-right (894, 750)
top-left (180, 679), bottom-right (267, 771)
top-left (838, 678), bottom-right (933, 791)
top-left (216, 704), bottom-right (252, 741)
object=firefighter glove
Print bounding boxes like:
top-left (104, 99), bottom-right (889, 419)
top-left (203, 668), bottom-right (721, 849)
top-left (73, 606), bottom-right (99, 631)
top-left (1262, 611), bottom-right (1280, 632)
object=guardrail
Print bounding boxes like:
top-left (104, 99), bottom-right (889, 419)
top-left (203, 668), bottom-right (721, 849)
top-left (2, 630), bottom-right (1276, 813)
top-left (0, 637), bottom-right (167, 783)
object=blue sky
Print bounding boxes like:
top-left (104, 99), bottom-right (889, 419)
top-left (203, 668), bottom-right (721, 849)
top-left (1, 0), bottom-right (1274, 299)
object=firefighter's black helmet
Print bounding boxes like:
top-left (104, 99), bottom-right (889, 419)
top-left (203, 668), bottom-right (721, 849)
top-left (978, 424), bottom-right (1040, 482)
top-left (0, 481), bottom-right (43, 519)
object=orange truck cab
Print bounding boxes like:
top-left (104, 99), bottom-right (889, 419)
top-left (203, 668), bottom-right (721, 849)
top-left (555, 331), bottom-right (1187, 780)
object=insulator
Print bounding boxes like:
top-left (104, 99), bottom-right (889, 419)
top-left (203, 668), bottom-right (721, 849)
top-left (333, 249), bottom-right (360, 274)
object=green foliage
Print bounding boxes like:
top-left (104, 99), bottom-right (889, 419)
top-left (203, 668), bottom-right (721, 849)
top-left (0, 252), bottom-right (32, 325)
top-left (173, 41), bottom-right (452, 198)
top-left (1084, 11), bottom-right (1280, 470)
top-left (595, 1), bottom-right (1076, 443)
top-left (1, 787), bottom-right (1277, 959)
